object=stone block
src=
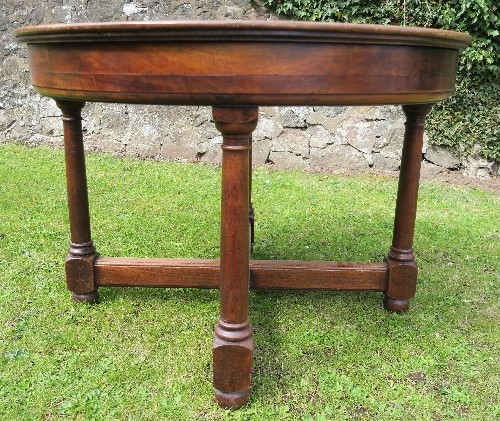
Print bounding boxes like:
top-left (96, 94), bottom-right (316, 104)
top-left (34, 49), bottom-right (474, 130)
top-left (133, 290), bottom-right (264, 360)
top-left (310, 143), bottom-right (368, 171)
top-left (464, 155), bottom-right (499, 179)
top-left (272, 128), bottom-right (310, 158)
top-left (268, 150), bottom-right (308, 169)
top-left (252, 138), bottom-right (272, 165)
top-left (424, 145), bottom-right (460, 170)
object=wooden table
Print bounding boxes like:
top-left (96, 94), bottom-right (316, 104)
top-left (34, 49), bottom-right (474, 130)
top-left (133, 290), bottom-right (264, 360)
top-left (15, 21), bottom-right (470, 409)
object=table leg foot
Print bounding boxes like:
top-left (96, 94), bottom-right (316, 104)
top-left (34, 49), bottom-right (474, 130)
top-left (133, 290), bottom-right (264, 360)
top-left (65, 244), bottom-right (98, 304)
top-left (72, 291), bottom-right (99, 304)
top-left (383, 249), bottom-right (417, 312)
top-left (215, 389), bottom-right (251, 410)
top-left (383, 296), bottom-right (409, 313)
top-left (213, 320), bottom-right (253, 409)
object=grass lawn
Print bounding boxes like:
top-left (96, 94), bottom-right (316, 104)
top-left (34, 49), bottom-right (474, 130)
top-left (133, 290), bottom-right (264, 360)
top-left (1, 144), bottom-right (498, 420)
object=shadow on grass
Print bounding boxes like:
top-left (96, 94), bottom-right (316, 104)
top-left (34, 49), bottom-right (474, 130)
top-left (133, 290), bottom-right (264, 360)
top-left (249, 289), bottom-right (384, 403)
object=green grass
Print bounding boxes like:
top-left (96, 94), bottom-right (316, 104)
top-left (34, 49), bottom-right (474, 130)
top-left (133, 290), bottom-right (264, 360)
top-left (1, 144), bottom-right (498, 420)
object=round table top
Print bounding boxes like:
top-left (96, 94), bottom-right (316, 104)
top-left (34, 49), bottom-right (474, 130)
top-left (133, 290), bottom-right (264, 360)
top-left (15, 21), bottom-right (471, 106)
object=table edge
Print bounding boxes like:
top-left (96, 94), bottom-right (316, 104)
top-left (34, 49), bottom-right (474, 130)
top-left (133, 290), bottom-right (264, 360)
top-left (14, 20), bottom-right (472, 51)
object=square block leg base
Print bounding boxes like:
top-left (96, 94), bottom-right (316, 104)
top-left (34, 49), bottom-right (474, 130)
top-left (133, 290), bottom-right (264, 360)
top-left (213, 327), bottom-right (252, 409)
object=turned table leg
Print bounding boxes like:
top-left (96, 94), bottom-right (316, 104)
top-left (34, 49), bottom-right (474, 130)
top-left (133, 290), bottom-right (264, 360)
top-left (384, 104), bottom-right (433, 312)
top-left (212, 106), bottom-right (258, 408)
top-left (56, 100), bottom-right (98, 304)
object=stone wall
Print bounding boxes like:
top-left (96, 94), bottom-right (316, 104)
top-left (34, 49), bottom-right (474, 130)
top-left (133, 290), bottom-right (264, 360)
top-left (1, 1), bottom-right (497, 177)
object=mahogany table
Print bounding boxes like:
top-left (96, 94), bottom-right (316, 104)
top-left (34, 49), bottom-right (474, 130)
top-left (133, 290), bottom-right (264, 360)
top-left (15, 21), bottom-right (470, 409)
